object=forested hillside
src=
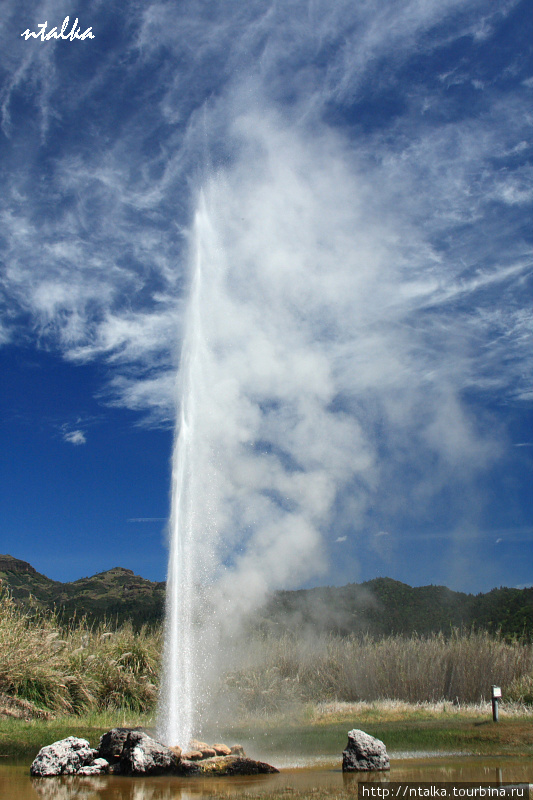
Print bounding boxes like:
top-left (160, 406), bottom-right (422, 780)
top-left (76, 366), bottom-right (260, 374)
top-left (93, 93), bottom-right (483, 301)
top-left (0, 555), bottom-right (165, 628)
top-left (255, 577), bottom-right (533, 640)
top-left (1, 554), bottom-right (532, 638)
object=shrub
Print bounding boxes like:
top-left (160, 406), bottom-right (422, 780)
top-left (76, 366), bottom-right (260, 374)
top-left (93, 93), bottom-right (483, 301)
top-left (0, 590), bottom-right (161, 714)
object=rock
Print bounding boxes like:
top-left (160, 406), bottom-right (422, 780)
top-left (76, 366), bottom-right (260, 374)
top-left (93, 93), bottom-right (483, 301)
top-left (182, 749), bottom-right (204, 760)
top-left (176, 759), bottom-right (202, 775)
top-left (97, 727), bottom-right (134, 763)
top-left (193, 756), bottom-right (279, 775)
top-left (119, 730), bottom-right (180, 776)
top-left (29, 730), bottom-right (275, 779)
top-left (186, 739), bottom-right (218, 758)
top-left (77, 757), bottom-right (110, 775)
top-left (212, 743), bottom-right (232, 756)
top-left (30, 736), bottom-right (97, 776)
top-left (189, 738), bottom-right (210, 750)
top-left (342, 729), bottom-right (390, 772)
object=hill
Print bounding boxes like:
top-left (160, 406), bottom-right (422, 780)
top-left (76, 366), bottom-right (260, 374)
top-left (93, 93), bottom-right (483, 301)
top-left (0, 555), bottom-right (165, 628)
top-left (1, 555), bottom-right (532, 638)
top-left (255, 577), bottom-right (533, 639)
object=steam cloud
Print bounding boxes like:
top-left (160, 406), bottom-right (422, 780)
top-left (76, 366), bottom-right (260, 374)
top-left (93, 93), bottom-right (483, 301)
top-left (172, 106), bottom-right (507, 626)
top-left (1, 2), bottom-right (531, 613)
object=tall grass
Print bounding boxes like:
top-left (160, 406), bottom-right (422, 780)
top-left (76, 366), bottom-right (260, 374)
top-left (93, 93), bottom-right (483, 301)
top-left (222, 631), bottom-right (533, 714)
top-left (1, 588), bottom-right (532, 718)
top-left (0, 591), bottom-right (161, 714)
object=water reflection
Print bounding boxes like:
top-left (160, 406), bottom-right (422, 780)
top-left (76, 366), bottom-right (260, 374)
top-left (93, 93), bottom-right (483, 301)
top-left (32, 775), bottom-right (107, 800)
top-left (30, 773), bottom-right (280, 800)
top-left (5, 757), bottom-right (532, 800)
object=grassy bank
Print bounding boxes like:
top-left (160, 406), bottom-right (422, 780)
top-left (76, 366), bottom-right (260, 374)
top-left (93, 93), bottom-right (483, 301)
top-left (210, 701), bottom-right (533, 760)
top-left (0, 710), bottom-right (153, 759)
top-left (1, 589), bottom-right (533, 764)
top-left (2, 701), bottom-right (532, 761)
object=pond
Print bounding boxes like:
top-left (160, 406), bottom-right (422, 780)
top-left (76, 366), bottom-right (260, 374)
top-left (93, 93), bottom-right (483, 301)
top-left (1, 754), bottom-right (531, 800)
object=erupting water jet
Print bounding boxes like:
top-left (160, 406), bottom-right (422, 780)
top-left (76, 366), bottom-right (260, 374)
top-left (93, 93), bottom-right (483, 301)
top-left (156, 198), bottom-right (215, 748)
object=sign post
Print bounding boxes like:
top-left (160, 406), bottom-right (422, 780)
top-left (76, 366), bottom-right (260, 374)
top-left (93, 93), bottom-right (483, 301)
top-left (491, 685), bottom-right (501, 722)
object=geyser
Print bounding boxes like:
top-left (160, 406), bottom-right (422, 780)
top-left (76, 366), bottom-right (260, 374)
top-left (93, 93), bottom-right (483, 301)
top-left (155, 110), bottom-right (496, 747)
top-left (155, 119), bottom-right (397, 746)
top-left (156, 196), bottom-right (216, 748)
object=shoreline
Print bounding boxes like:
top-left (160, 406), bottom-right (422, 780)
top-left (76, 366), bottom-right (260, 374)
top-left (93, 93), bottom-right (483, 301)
top-left (1, 701), bottom-right (532, 762)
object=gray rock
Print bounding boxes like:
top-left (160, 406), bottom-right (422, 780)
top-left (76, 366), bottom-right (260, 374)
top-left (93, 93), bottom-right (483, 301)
top-left (342, 728), bottom-right (390, 772)
top-left (77, 757), bottom-right (110, 775)
top-left (97, 727), bottom-right (134, 762)
top-left (119, 730), bottom-right (180, 775)
top-left (30, 736), bottom-right (97, 776)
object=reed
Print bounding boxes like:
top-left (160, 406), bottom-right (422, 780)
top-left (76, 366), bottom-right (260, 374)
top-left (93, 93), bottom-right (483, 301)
top-left (222, 630), bottom-right (533, 713)
top-left (0, 590), bottom-right (161, 715)
top-left (1, 588), bottom-right (532, 718)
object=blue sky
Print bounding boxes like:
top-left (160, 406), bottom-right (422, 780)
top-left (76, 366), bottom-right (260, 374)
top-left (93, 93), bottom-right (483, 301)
top-left (0, 0), bottom-right (532, 594)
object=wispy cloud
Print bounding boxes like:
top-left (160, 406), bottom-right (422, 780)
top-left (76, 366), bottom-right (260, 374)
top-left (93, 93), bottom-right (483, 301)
top-left (63, 429), bottom-right (86, 446)
top-left (1, 0), bottom-right (531, 599)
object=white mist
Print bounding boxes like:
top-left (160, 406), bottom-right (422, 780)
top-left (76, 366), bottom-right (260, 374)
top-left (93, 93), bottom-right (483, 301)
top-left (155, 109), bottom-right (491, 747)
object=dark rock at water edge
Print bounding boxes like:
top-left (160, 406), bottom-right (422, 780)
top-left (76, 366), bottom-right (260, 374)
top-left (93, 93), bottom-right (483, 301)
top-left (185, 755), bottom-right (279, 776)
top-left (342, 728), bottom-right (390, 772)
top-left (30, 729), bottom-right (279, 777)
top-left (97, 727), bottom-right (133, 762)
top-left (119, 730), bottom-right (180, 775)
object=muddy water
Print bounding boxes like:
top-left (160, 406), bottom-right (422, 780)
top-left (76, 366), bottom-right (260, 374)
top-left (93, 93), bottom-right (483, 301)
top-left (2, 756), bottom-right (531, 800)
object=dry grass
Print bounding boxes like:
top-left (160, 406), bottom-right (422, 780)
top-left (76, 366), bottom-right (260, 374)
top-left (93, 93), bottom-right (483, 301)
top-left (0, 590), bottom-right (161, 715)
top-left (2, 587), bottom-right (533, 720)
top-left (312, 699), bottom-right (533, 722)
top-left (222, 631), bottom-right (533, 715)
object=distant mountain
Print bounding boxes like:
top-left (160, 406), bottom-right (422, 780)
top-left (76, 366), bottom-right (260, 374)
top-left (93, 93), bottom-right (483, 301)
top-left (0, 555), bottom-right (165, 628)
top-left (1, 554), bottom-right (532, 638)
top-left (255, 577), bottom-right (533, 640)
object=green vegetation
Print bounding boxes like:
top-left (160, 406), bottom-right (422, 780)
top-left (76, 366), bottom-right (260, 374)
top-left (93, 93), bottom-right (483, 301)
top-left (0, 590), bottom-right (160, 717)
top-left (0, 555), bottom-right (165, 628)
top-left (2, 554), bottom-right (533, 639)
top-left (256, 578), bottom-right (533, 640)
top-left (0, 711), bottom-right (153, 758)
top-left (1, 568), bottom-right (533, 763)
top-left (214, 702), bottom-right (533, 758)
top-left (2, 701), bottom-right (532, 761)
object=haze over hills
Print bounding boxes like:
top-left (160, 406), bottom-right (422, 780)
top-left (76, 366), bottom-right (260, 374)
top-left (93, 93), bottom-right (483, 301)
top-left (1, 554), bottom-right (532, 638)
